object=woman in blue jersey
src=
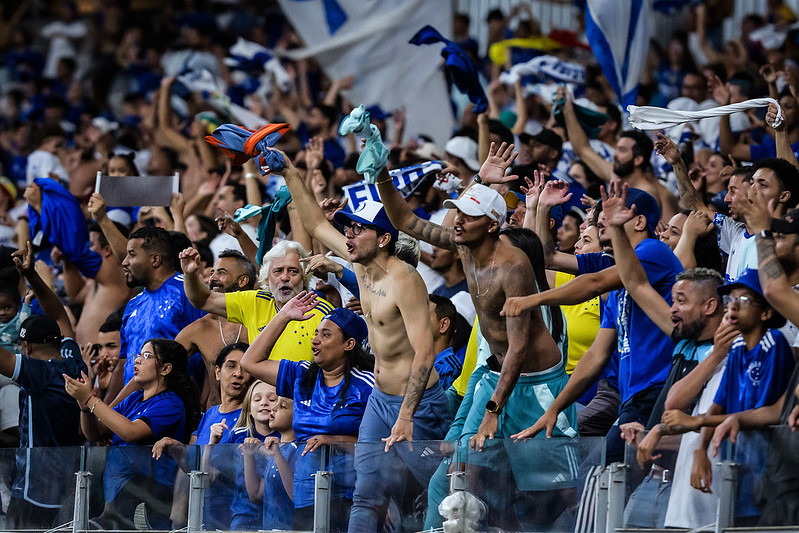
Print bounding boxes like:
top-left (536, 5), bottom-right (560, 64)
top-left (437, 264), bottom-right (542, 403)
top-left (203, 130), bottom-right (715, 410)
top-left (209, 379), bottom-right (277, 530)
top-left (241, 290), bottom-right (374, 532)
top-left (64, 338), bottom-right (201, 530)
top-left (151, 342), bottom-right (252, 529)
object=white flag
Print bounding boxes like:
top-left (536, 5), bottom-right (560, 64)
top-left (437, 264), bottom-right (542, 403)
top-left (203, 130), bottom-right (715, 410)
top-left (276, 0), bottom-right (455, 147)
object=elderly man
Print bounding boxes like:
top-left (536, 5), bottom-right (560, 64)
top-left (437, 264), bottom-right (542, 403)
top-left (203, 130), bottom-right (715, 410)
top-left (180, 240), bottom-right (335, 363)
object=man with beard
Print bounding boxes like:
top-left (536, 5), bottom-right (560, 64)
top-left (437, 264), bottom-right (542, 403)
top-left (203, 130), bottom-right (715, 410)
top-left (558, 87), bottom-right (679, 220)
top-left (175, 250), bottom-right (256, 408)
top-left (180, 240), bottom-right (335, 364)
top-left (104, 227), bottom-right (205, 402)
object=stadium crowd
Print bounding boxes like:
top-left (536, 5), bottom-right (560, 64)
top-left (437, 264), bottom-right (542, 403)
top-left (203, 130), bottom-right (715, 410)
top-left (2, 0), bottom-right (799, 531)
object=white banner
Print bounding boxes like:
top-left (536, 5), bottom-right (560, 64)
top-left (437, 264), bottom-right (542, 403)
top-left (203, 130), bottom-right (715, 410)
top-left (276, 0), bottom-right (455, 147)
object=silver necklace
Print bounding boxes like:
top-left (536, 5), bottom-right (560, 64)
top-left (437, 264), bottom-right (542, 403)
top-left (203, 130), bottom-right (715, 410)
top-left (219, 317), bottom-right (243, 345)
top-left (472, 245), bottom-right (498, 298)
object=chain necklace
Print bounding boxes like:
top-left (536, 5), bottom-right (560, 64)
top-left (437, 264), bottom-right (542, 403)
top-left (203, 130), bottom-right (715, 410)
top-left (219, 317), bottom-right (243, 345)
top-left (472, 244), bottom-right (498, 298)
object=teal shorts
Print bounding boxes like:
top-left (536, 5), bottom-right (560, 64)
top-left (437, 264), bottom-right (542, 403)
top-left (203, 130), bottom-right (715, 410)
top-left (459, 363), bottom-right (579, 490)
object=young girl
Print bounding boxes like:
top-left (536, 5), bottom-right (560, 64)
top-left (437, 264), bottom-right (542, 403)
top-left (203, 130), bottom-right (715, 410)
top-left (64, 338), bottom-right (201, 530)
top-left (0, 269), bottom-right (31, 353)
top-left (242, 396), bottom-right (297, 531)
top-left (208, 380), bottom-right (277, 530)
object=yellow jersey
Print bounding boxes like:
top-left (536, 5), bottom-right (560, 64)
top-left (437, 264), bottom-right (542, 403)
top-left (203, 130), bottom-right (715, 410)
top-left (555, 272), bottom-right (601, 374)
top-left (225, 290), bottom-right (336, 362)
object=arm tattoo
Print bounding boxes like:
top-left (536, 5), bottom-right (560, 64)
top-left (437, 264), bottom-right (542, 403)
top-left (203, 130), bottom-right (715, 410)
top-left (407, 218), bottom-right (456, 249)
top-left (757, 238), bottom-right (785, 281)
top-left (403, 364), bottom-right (432, 414)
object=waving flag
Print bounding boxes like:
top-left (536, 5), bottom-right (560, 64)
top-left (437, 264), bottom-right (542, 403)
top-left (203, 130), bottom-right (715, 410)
top-left (585, 0), bottom-right (650, 110)
top-left (276, 0), bottom-right (453, 146)
top-left (343, 161), bottom-right (445, 212)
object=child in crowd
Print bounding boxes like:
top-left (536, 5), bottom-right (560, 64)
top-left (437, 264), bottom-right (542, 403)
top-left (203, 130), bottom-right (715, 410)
top-left (210, 380), bottom-right (277, 530)
top-left (0, 269), bottom-right (31, 354)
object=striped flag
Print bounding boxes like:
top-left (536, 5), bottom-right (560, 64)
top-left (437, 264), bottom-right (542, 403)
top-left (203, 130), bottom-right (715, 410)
top-left (585, 0), bottom-right (650, 110)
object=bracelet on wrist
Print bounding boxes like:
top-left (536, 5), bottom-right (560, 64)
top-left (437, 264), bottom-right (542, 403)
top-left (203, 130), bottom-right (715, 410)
top-left (89, 397), bottom-right (101, 414)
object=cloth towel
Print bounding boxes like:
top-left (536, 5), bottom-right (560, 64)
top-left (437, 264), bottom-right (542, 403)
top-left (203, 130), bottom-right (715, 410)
top-left (338, 105), bottom-right (389, 184)
top-left (628, 98), bottom-right (782, 131)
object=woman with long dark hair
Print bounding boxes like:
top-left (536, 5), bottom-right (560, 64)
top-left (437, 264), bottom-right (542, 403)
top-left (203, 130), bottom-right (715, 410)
top-left (241, 291), bottom-right (374, 532)
top-left (64, 338), bottom-right (200, 530)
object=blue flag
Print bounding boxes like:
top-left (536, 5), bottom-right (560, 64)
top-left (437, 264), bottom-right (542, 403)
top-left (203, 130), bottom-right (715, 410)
top-left (585, 0), bottom-right (650, 110)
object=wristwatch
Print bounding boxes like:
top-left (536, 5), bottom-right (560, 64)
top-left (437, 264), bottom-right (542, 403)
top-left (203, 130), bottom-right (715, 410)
top-left (485, 400), bottom-right (502, 414)
top-left (473, 174), bottom-right (484, 184)
top-left (759, 229), bottom-right (774, 239)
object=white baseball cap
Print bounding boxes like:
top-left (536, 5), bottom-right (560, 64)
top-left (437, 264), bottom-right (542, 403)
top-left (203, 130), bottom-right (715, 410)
top-left (444, 136), bottom-right (480, 172)
top-left (443, 184), bottom-right (507, 222)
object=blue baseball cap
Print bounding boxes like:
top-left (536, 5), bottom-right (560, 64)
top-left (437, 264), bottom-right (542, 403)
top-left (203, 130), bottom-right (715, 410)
top-left (334, 200), bottom-right (399, 242)
top-left (323, 308), bottom-right (369, 344)
top-left (717, 268), bottom-right (785, 328)
top-left (625, 188), bottom-right (660, 238)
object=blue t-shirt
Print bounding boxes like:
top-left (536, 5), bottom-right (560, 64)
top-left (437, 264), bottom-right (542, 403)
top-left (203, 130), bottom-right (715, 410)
top-left (749, 135), bottom-right (799, 162)
top-left (193, 405), bottom-right (241, 446)
top-left (103, 390), bottom-right (186, 502)
top-left (434, 347), bottom-right (464, 391)
top-left (276, 359), bottom-right (374, 507)
top-left (576, 252), bottom-right (615, 276)
top-left (262, 442), bottom-right (298, 530)
top-left (600, 238), bottom-right (683, 404)
top-left (713, 329), bottom-right (795, 413)
top-left (11, 338), bottom-right (87, 507)
top-left (220, 426), bottom-right (268, 530)
top-left (120, 274), bottom-right (205, 383)
top-left (432, 279), bottom-right (469, 300)
top-left (275, 359), bottom-right (374, 441)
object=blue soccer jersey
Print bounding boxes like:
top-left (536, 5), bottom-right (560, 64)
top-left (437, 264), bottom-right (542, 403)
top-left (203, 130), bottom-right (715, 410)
top-left (11, 338), bottom-right (87, 507)
top-left (713, 329), bottom-right (795, 413)
top-left (262, 442), bottom-right (298, 530)
top-left (601, 238), bottom-right (683, 404)
top-left (221, 426), bottom-right (269, 531)
top-left (120, 274), bottom-right (205, 383)
top-left (194, 405), bottom-right (241, 446)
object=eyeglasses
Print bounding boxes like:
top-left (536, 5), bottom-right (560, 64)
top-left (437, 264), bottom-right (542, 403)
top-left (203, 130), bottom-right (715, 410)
top-left (344, 222), bottom-right (377, 237)
top-left (134, 351), bottom-right (157, 362)
top-left (722, 295), bottom-right (761, 309)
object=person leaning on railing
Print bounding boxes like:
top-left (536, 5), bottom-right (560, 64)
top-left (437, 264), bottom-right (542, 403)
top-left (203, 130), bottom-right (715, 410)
top-left (64, 338), bottom-right (201, 530)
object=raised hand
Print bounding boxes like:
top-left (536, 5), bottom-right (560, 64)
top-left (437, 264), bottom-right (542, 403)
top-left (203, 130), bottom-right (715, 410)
top-left (12, 241), bottom-right (35, 277)
top-left (179, 247), bottom-right (202, 276)
top-left (87, 192), bottom-right (108, 222)
top-left (599, 181), bottom-right (635, 227)
top-left (538, 179), bottom-right (572, 208)
top-left (682, 210), bottom-right (715, 238)
top-left (305, 137), bottom-right (325, 170)
top-left (759, 63), bottom-right (780, 85)
top-left (319, 197), bottom-right (348, 221)
top-left (654, 133), bottom-right (681, 165)
top-left (279, 290), bottom-right (319, 321)
top-left (520, 170), bottom-right (546, 209)
top-left (300, 254), bottom-right (344, 278)
top-left (478, 142), bottom-right (518, 184)
top-left (708, 74), bottom-right (730, 106)
top-left (217, 210), bottom-right (244, 237)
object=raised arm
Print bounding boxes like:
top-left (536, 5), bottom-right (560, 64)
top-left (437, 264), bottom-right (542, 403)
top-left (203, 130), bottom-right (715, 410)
top-left (603, 184), bottom-right (673, 335)
top-left (278, 153), bottom-right (349, 259)
top-left (767, 102), bottom-right (799, 171)
top-left (383, 266), bottom-right (437, 451)
top-left (673, 210), bottom-right (714, 269)
top-left (240, 291), bottom-right (318, 384)
top-left (14, 242), bottom-right (74, 338)
top-left (559, 87), bottom-right (612, 181)
top-left (87, 193), bottom-right (129, 263)
top-left (711, 76), bottom-right (752, 163)
top-left (654, 133), bottom-right (710, 214)
top-left (535, 179), bottom-right (579, 273)
top-left (179, 247), bottom-right (227, 316)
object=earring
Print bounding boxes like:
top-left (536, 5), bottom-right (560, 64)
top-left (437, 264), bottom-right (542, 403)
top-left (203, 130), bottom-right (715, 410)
top-left (379, 244), bottom-right (384, 248)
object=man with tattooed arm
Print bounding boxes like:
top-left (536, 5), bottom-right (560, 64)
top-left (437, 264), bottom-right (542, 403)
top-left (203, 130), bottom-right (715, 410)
top-left (276, 150), bottom-right (447, 533)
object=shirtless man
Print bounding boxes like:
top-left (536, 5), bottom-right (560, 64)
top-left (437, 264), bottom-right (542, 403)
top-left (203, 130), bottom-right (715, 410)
top-left (377, 142), bottom-right (573, 449)
top-left (59, 223), bottom-right (135, 345)
top-left (559, 86), bottom-right (678, 220)
top-left (276, 151), bottom-right (445, 533)
top-left (175, 249), bottom-right (255, 408)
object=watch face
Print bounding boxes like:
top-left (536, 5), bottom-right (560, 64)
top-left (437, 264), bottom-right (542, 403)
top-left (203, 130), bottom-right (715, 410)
top-left (485, 400), bottom-right (499, 413)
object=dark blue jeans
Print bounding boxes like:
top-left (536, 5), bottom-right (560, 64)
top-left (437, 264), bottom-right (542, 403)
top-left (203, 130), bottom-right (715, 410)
top-left (605, 386), bottom-right (663, 464)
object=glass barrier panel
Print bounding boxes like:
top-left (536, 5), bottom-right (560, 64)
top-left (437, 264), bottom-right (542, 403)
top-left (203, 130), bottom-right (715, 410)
top-left (0, 445), bottom-right (80, 531)
top-left (447, 436), bottom-right (605, 532)
top-left (730, 426), bottom-right (799, 528)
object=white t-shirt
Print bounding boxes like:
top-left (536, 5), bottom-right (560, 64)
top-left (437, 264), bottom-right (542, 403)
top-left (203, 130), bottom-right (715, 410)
top-left (41, 20), bottom-right (87, 79)
top-left (664, 357), bottom-right (727, 528)
top-left (26, 150), bottom-right (69, 184)
top-left (714, 213), bottom-right (758, 283)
